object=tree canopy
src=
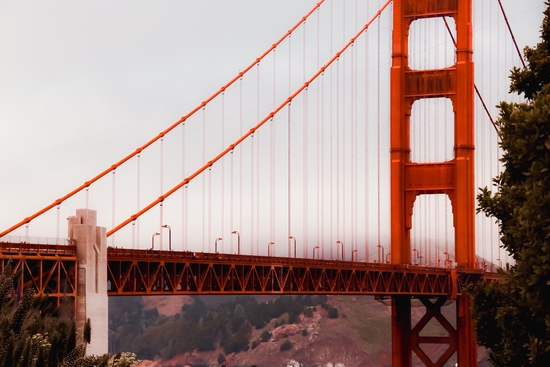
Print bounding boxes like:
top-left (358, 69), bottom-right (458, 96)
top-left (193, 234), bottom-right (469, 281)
top-left (471, 3), bottom-right (550, 366)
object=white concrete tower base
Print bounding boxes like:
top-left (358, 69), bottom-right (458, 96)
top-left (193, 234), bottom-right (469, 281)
top-left (67, 209), bottom-right (108, 356)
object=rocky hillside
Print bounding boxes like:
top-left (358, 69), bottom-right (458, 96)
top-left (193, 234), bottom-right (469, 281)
top-left (109, 295), bottom-right (489, 367)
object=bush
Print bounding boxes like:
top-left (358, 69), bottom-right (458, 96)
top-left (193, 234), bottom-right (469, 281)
top-left (328, 306), bottom-right (339, 319)
top-left (301, 329), bottom-right (308, 336)
top-left (251, 340), bottom-right (259, 349)
top-left (260, 330), bottom-right (272, 342)
top-left (217, 353), bottom-right (226, 364)
top-left (303, 307), bottom-right (313, 318)
top-left (223, 334), bottom-right (249, 355)
top-left (280, 340), bottom-right (293, 351)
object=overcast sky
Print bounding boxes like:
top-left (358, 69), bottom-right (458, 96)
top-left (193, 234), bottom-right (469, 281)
top-left (0, 0), bottom-right (546, 261)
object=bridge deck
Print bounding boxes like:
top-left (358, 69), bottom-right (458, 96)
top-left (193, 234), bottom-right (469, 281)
top-left (0, 243), bottom-right (494, 298)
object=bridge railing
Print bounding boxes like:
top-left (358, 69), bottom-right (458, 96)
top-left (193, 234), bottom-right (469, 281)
top-left (0, 241), bottom-right (76, 256)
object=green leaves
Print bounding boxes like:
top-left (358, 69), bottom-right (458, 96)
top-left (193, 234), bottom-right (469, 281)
top-left (473, 4), bottom-right (550, 365)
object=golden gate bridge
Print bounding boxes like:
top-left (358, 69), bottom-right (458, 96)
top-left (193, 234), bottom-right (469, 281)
top-left (0, 0), bottom-right (539, 365)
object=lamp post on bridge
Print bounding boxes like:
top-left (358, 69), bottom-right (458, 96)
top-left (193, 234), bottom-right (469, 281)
top-left (351, 249), bottom-right (358, 262)
top-left (313, 245), bottom-right (320, 259)
top-left (443, 251), bottom-right (451, 268)
top-left (336, 240), bottom-right (344, 261)
top-left (413, 248), bottom-right (421, 265)
top-left (267, 241), bottom-right (275, 257)
top-left (231, 230), bottom-right (241, 254)
top-left (215, 237), bottom-right (223, 253)
top-left (288, 236), bottom-right (297, 258)
top-left (162, 224), bottom-right (172, 251)
top-left (386, 252), bottom-right (391, 264)
top-left (377, 244), bottom-right (385, 264)
top-left (151, 232), bottom-right (160, 250)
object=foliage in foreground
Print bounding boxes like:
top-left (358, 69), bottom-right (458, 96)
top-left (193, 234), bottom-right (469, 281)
top-left (0, 261), bottom-right (140, 367)
top-left (472, 3), bottom-right (550, 366)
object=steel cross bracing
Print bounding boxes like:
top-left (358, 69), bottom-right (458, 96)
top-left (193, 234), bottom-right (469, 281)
top-left (0, 242), bottom-right (78, 308)
top-left (1, 243), bottom-right (496, 298)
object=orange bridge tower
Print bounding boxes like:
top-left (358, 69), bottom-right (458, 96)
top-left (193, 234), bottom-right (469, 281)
top-left (390, 0), bottom-right (476, 366)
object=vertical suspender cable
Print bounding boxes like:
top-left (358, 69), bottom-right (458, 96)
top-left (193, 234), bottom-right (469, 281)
top-left (316, 10), bottom-right (322, 258)
top-left (111, 169), bottom-right (116, 247)
top-left (303, 22), bottom-right (308, 257)
top-left (208, 166), bottom-right (212, 253)
top-left (288, 102), bottom-right (292, 255)
top-left (364, 10), bottom-right (369, 262)
top-left (159, 201), bottom-right (164, 250)
top-left (336, 55), bottom-right (340, 253)
top-left (86, 187), bottom-right (89, 210)
top-left (342, 0), bottom-right (346, 255)
top-left (56, 204), bottom-right (60, 245)
top-left (256, 63), bottom-right (261, 255)
top-left (160, 138), bottom-right (164, 250)
top-left (271, 49), bottom-right (276, 251)
top-left (288, 34), bottom-right (292, 255)
top-left (202, 107), bottom-right (206, 253)
top-left (316, 9), bottom-right (321, 258)
top-left (303, 87), bottom-right (309, 257)
top-left (377, 2), bottom-right (381, 255)
top-left (222, 92), bottom-right (226, 253)
top-left (330, 0), bottom-right (334, 259)
top-left (137, 154), bottom-right (141, 249)
top-left (182, 123), bottom-right (187, 250)
top-left (239, 77), bottom-right (243, 250)
top-left (321, 71), bottom-right (325, 259)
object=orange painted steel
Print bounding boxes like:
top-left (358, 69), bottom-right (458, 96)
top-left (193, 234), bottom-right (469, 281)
top-left (0, 242), bottom-right (77, 310)
top-left (104, 248), bottom-right (493, 297)
top-left (0, 0), bottom-right (326, 239)
top-left (390, 0), bottom-right (476, 366)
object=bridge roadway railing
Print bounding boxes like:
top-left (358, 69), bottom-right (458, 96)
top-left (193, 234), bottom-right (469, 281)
top-left (106, 247), bottom-right (490, 297)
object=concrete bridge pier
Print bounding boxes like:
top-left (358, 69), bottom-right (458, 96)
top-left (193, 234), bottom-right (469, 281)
top-left (67, 209), bottom-right (108, 356)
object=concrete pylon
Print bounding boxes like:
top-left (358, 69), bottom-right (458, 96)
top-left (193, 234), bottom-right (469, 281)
top-left (67, 209), bottom-right (108, 356)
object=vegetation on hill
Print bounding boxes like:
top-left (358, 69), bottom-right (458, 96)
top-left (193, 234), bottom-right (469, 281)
top-left (109, 294), bottom-right (334, 361)
top-left (471, 3), bottom-right (550, 366)
top-left (0, 261), bottom-right (139, 367)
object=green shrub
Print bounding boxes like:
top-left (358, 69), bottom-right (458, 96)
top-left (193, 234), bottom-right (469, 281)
top-left (303, 307), bottom-right (313, 318)
top-left (328, 306), bottom-right (339, 319)
top-left (260, 330), bottom-right (272, 342)
top-left (217, 353), bottom-right (226, 364)
top-left (301, 329), bottom-right (308, 336)
top-left (280, 340), bottom-right (293, 351)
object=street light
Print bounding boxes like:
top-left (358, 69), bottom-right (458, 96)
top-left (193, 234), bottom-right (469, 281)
top-left (288, 236), bottom-right (297, 258)
top-left (232, 230), bottom-right (241, 254)
top-left (162, 224), bottom-right (172, 251)
top-left (378, 244), bottom-right (385, 264)
top-left (413, 248), bottom-right (420, 265)
top-left (351, 249), bottom-right (358, 262)
top-left (267, 241), bottom-right (275, 256)
top-left (313, 245), bottom-right (320, 259)
top-left (151, 232), bottom-right (160, 250)
top-left (386, 252), bottom-right (391, 264)
top-left (443, 251), bottom-right (451, 268)
top-left (336, 240), bottom-right (344, 261)
top-left (215, 237), bottom-right (223, 253)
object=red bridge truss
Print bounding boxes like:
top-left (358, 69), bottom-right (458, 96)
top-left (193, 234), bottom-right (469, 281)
top-left (1, 242), bottom-right (497, 300)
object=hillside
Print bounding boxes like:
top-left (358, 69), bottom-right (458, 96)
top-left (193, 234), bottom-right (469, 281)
top-left (109, 295), bottom-right (489, 367)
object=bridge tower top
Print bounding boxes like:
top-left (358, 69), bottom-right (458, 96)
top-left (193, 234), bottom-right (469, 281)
top-left (390, 0), bottom-right (475, 270)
